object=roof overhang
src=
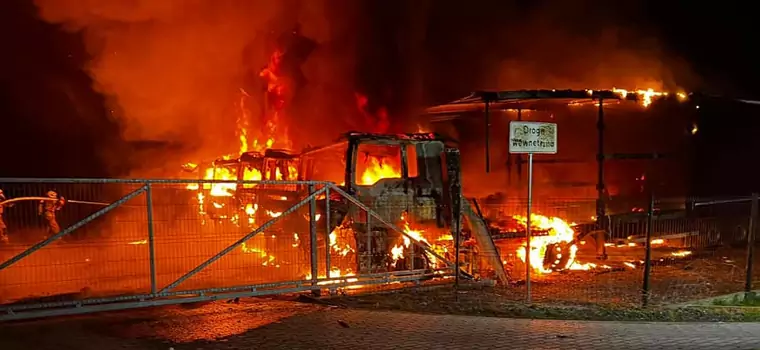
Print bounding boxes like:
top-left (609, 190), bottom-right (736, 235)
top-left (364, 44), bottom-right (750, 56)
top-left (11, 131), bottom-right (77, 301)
top-left (423, 89), bottom-right (685, 120)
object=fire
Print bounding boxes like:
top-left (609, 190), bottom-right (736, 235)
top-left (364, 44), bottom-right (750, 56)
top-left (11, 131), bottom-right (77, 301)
top-left (585, 88), bottom-right (688, 107)
top-left (514, 214), bottom-right (593, 274)
top-left (390, 214), bottom-right (449, 268)
top-left (305, 268), bottom-right (359, 287)
top-left (671, 250), bottom-right (692, 257)
top-left (359, 155), bottom-right (401, 185)
top-left (611, 88), bottom-right (687, 107)
top-left (329, 225), bottom-right (355, 257)
top-left (184, 39), bottom-right (298, 224)
top-left (241, 243), bottom-right (279, 267)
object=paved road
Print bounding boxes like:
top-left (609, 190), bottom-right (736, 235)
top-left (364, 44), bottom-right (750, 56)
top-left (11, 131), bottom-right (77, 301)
top-left (1, 300), bottom-right (759, 349)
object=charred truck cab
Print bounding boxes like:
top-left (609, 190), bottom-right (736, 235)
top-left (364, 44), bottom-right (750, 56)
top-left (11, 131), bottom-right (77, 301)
top-left (203, 149), bottom-right (304, 227)
top-left (189, 132), bottom-right (505, 282)
top-left (301, 132), bottom-right (459, 275)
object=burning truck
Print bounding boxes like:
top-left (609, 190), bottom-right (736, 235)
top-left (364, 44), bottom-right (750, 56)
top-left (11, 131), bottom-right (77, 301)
top-left (182, 131), bottom-right (509, 283)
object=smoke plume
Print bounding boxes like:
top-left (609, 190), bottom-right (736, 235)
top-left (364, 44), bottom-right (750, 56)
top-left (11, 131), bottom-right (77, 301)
top-left (33, 0), bottom-right (351, 163)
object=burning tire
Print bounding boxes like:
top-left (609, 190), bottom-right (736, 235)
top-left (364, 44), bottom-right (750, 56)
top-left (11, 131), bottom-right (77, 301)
top-left (543, 242), bottom-right (573, 272)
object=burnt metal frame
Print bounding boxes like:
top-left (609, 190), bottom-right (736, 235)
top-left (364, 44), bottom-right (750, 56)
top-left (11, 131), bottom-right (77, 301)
top-left (341, 132), bottom-right (449, 193)
top-left (0, 178), bottom-right (455, 322)
top-left (340, 135), bottom-right (457, 273)
top-left (425, 89), bottom-right (677, 231)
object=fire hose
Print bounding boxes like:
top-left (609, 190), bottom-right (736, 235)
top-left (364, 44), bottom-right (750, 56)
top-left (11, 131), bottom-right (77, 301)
top-left (0, 197), bottom-right (133, 207)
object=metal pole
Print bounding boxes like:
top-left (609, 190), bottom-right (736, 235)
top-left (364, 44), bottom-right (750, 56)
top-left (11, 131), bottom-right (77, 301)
top-left (596, 97), bottom-right (606, 229)
top-left (309, 184), bottom-right (318, 294)
top-left (146, 183), bottom-right (157, 295)
top-left (367, 209), bottom-right (372, 273)
top-left (516, 109), bottom-right (523, 186)
top-left (324, 186), bottom-right (332, 278)
top-left (642, 192), bottom-right (654, 307)
top-left (447, 147), bottom-right (463, 288)
top-left (525, 153), bottom-right (534, 304)
top-left (485, 99), bottom-right (491, 173)
top-left (746, 193), bottom-right (758, 296)
top-left (454, 216), bottom-right (460, 289)
top-left (453, 195), bottom-right (462, 289)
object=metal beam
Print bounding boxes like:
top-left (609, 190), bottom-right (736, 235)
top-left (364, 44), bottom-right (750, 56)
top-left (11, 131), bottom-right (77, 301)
top-left (484, 98), bottom-right (491, 173)
top-left (596, 97), bottom-right (606, 229)
top-left (1, 270), bottom-right (447, 322)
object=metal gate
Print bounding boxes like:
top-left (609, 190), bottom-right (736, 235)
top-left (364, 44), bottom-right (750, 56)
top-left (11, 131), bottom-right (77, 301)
top-left (0, 179), bottom-right (454, 321)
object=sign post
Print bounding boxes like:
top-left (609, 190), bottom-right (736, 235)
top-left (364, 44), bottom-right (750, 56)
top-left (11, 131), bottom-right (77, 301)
top-left (508, 121), bottom-right (558, 303)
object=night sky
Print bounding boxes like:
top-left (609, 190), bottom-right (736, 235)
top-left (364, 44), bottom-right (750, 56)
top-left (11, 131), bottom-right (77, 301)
top-left (0, 0), bottom-right (757, 196)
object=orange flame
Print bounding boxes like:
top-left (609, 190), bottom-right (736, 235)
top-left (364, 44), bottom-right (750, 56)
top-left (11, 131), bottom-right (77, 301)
top-left (390, 215), bottom-right (450, 268)
top-left (329, 226), bottom-right (355, 257)
top-left (241, 243), bottom-right (279, 268)
top-left (358, 156), bottom-right (401, 185)
top-left (513, 214), bottom-right (598, 273)
top-left (514, 214), bottom-right (577, 274)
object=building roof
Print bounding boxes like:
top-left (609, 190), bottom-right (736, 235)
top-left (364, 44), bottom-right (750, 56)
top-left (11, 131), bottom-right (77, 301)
top-left (423, 89), bottom-right (686, 121)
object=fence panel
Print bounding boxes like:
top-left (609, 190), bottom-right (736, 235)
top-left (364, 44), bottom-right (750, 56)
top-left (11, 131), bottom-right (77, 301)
top-left (0, 179), bottom-right (458, 320)
top-left (474, 197), bottom-right (648, 305)
top-left (150, 182), bottom-right (327, 294)
top-left (472, 193), bottom-right (760, 308)
top-left (16, 178), bottom-right (760, 316)
top-left (647, 196), bottom-right (754, 306)
top-left (0, 181), bottom-right (148, 304)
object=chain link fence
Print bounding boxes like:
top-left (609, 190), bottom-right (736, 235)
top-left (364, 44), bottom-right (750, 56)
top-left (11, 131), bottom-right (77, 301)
top-left (0, 179), bottom-right (454, 320)
top-left (466, 193), bottom-right (759, 308)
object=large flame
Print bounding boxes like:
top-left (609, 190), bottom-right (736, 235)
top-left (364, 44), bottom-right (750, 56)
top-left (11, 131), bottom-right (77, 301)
top-left (186, 43), bottom-right (294, 194)
top-left (358, 155), bottom-right (401, 185)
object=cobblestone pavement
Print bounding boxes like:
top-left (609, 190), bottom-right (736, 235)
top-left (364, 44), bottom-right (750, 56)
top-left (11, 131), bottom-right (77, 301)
top-left (1, 300), bottom-right (760, 349)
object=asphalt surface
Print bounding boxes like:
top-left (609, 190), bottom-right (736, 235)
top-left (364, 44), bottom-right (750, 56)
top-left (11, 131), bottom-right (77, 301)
top-left (1, 299), bottom-right (759, 349)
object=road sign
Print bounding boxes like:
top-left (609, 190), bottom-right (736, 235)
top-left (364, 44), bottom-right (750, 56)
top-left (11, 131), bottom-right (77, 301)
top-left (509, 121), bottom-right (557, 154)
top-left (508, 121), bottom-right (558, 303)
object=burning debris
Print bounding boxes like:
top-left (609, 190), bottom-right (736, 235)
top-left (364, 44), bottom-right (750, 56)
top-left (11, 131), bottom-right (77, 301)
top-left (488, 211), bottom-right (697, 278)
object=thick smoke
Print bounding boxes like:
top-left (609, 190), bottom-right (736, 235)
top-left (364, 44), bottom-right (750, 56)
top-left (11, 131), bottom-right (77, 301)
top-left (33, 0), bottom-right (350, 164)
top-left (33, 0), bottom-right (696, 195)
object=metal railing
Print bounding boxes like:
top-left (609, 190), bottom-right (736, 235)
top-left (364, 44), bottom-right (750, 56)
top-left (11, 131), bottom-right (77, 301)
top-left (0, 179), bottom-right (455, 321)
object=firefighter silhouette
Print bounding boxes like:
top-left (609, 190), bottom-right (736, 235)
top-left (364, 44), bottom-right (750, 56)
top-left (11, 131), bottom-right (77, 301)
top-left (38, 190), bottom-right (65, 237)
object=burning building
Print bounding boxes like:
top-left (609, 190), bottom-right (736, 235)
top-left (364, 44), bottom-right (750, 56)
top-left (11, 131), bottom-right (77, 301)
top-left (424, 89), bottom-right (693, 204)
top-left (422, 89), bottom-right (702, 279)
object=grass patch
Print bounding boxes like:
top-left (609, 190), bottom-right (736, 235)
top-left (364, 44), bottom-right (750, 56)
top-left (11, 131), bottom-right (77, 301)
top-left (712, 292), bottom-right (760, 307)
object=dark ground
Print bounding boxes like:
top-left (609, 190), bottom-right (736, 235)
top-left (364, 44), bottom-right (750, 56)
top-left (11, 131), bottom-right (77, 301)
top-left (494, 246), bottom-right (756, 307)
top-left (2, 297), bottom-right (760, 350)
